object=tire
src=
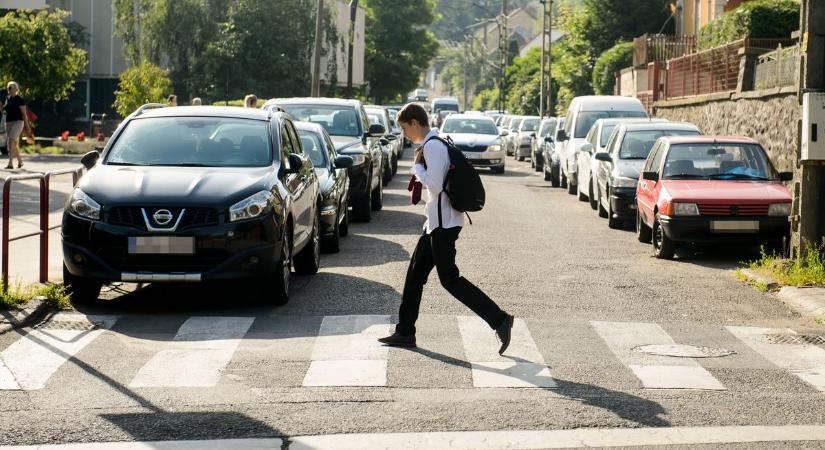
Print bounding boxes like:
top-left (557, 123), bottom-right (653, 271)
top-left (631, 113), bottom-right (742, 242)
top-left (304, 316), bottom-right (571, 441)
top-left (352, 171), bottom-right (372, 222)
top-left (588, 181), bottom-right (598, 210)
top-left (491, 166), bottom-right (505, 174)
top-left (636, 211), bottom-right (652, 243)
top-left (391, 154), bottom-right (398, 175)
top-left (567, 178), bottom-right (576, 195)
top-left (550, 165), bottom-right (560, 187)
top-left (63, 264), bottom-right (102, 304)
top-left (607, 189), bottom-right (622, 229)
top-left (322, 210), bottom-right (341, 254)
top-left (653, 215), bottom-right (677, 260)
top-left (560, 172), bottom-right (567, 189)
top-left (294, 212), bottom-right (321, 275)
top-left (0, 145), bottom-right (7, 156)
top-left (577, 182), bottom-right (588, 202)
top-left (543, 164), bottom-right (553, 181)
top-left (263, 229), bottom-right (291, 305)
top-left (371, 175), bottom-right (383, 211)
top-left (598, 194), bottom-right (609, 218)
top-left (534, 156), bottom-right (542, 172)
top-left (382, 159), bottom-right (391, 186)
top-left (339, 202), bottom-right (349, 237)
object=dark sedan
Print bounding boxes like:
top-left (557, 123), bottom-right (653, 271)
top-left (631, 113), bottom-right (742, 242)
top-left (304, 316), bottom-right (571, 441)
top-left (62, 105), bottom-right (321, 304)
top-left (296, 122), bottom-right (354, 253)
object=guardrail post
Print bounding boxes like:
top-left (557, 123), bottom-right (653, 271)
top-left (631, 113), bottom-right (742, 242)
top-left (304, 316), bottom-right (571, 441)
top-left (39, 177), bottom-right (47, 283)
top-left (2, 179), bottom-right (10, 292)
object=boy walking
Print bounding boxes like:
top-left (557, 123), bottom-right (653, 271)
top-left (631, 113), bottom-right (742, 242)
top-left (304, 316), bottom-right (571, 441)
top-left (378, 103), bottom-right (515, 354)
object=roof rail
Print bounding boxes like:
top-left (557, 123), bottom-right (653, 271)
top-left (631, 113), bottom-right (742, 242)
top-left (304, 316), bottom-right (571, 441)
top-left (133, 103), bottom-right (167, 117)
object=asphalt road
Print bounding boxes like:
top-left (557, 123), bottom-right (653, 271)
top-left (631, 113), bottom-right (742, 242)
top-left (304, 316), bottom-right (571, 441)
top-left (1, 151), bottom-right (824, 448)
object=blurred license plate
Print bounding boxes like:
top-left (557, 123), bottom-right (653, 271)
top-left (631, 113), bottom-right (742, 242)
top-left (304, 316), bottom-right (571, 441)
top-left (463, 152), bottom-right (480, 158)
top-left (128, 236), bottom-right (195, 254)
top-left (710, 221), bottom-right (758, 233)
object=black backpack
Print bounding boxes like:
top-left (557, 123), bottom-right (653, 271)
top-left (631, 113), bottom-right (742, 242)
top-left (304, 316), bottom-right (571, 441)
top-left (424, 136), bottom-right (486, 225)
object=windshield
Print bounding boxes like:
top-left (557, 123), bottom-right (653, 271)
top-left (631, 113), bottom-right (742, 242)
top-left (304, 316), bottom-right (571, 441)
top-left (539, 120), bottom-right (557, 137)
top-left (441, 118), bottom-right (498, 135)
top-left (575, 111), bottom-right (646, 138)
top-left (663, 143), bottom-right (777, 180)
top-left (366, 109), bottom-right (387, 127)
top-left (600, 125), bottom-right (619, 147)
top-left (521, 119), bottom-right (539, 132)
top-left (296, 129), bottom-right (328, 168)
top-left (106, 117), bottom-right (272, 167)
top-left (279, 104), bottom-right (361, 137)
top-left (434, 102), bottom-right (459, 112)
top-left (619, 129), bottom-right (699, 159)
top-left (508, 119), bottom-right (523, 131)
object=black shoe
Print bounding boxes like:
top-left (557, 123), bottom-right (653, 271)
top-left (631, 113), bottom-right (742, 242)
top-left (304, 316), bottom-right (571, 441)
top-left (378, 332), bottom-right (416, 348)
top-left (496, 314), bottom-right (514, 355)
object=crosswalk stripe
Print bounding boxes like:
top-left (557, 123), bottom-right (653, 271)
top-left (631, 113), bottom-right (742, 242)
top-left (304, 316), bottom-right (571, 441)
top-left (591, 321), bottom-right (725, 390)
top-left (726, 326), bottom-right (825, 391)
top-left (457, 316), bottom-right (555, 388)
top-left (302, 315), bottom-right (391, 387)
top-left (0, 313), bottom-right (118, 390)
top-left (129, 316), bottom-right (255, 388)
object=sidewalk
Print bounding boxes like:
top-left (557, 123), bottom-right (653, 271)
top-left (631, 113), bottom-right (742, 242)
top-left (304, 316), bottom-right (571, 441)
top-left (738, 268), bottom-right (825, 318)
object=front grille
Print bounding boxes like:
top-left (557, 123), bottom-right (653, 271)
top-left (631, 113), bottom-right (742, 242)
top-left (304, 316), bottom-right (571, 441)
top-left (698, 204), bottom-right (769, 216)
top-left (456, 144), bottom-right (486, 152)
top-left (97, 248), bottom-right (228, 272)
top-left (106, 207), bottom-right (220, 230)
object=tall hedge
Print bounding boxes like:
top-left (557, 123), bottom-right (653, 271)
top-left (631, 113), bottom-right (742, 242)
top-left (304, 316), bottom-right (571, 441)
top-left (697, 0), bottom-right (800, 50)
top-left (592, 41), bottom-right (633, 95)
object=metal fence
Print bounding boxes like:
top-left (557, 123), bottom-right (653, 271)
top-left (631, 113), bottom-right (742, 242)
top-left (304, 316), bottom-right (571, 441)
top-left (754, 44), bottom-right (800, 90)
top-left (633, 34), bottom-right (696, 66)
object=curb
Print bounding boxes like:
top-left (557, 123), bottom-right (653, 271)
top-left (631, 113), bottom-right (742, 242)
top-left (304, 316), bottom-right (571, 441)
top-left (737, 269), bottom-right (825, 319)
top-left (0, 297), bottom-right (50, 334)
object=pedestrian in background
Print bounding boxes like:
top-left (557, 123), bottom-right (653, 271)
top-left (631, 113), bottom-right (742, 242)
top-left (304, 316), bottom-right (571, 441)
top-left (244, 94), bottom-right (258, 108)
top-left (168, 94), bottom-right (178, 107)
top-left (4, 82), bottom-right (30, 169)
top-left (191, 97), bottom-right (202, 106)
top-left (378, 102), bottom-right (515, 354)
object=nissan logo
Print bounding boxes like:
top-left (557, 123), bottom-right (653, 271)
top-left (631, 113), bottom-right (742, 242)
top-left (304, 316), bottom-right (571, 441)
top-left (153, 209), bottom-right (174, 226)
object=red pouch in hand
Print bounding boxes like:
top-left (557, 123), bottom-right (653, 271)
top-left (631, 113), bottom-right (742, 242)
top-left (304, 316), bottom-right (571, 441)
top-left (408, 175), bottom-right (422, 205)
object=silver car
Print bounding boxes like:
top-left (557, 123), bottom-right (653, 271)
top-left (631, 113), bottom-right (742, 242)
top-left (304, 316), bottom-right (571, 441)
top-left (514, 116), bottom-right (540, 161)
top-left (503, 116), bottom-right (523, 156)
top-left (440, 113), bottom-right (506, 174)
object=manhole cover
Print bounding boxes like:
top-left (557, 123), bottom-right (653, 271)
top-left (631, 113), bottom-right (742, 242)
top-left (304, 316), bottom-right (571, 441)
top-left (34, 320), bottom-right (102, 331)
top-left (764, 334), bottom-right (825, 346)
top-left (632, 344), bottom-right (736, 358)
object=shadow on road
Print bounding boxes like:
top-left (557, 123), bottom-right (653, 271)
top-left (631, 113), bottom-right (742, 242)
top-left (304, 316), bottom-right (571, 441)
top-left (671, 243), bottom-right (764, 270)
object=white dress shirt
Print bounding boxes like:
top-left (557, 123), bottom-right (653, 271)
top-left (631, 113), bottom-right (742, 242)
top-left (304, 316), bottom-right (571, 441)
top-left (413, 129), bottom-right (466, 234)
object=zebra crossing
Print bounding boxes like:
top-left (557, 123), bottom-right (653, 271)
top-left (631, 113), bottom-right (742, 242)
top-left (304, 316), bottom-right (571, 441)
top-left (0, 313), bottom-right (824, 394)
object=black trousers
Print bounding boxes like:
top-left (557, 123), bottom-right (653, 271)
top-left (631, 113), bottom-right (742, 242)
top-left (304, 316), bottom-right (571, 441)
top-left (396, 226), bottom-right (507, 336)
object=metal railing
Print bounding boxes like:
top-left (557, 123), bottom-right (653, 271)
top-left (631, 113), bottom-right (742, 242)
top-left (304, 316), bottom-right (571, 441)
top-left (634, 34), bottom-right (696, 66)
top-left (1, 168), bottom-right (83, 290)
top-left (754, 44), bottom-right (800, 90)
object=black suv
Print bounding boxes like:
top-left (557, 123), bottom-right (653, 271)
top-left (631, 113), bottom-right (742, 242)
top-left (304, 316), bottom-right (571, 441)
top-left (62, 105), bottom-right (321, 304)
top-left (263, 98), bottom-right (385, 222)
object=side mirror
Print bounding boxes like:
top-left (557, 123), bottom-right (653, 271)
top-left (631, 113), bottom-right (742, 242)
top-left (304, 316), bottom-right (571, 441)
top-left (642, 171), bottom-right (659, 182)
top-left (379, 138), bottom-right (389, 146)
top-left (81, 151), bottom-right (100, 169)
top-left (779, 171), bottom-right (793, 182)
top-left (594, 152), bottom-right (611, 162)
top-left (334, 155), bottom-right (354, 169)
top-left (286, 154), bottom-right (303, 174)
top-left (544, 136), bottom-right (553, 143)
top-left (580, 143), bottom-right (594, 154)
top-left (500, 129), bottom-right (509, 137)
top-left (368, 123), bottom-right (385, 137)
top-left (556, 129), bottom-right (568, 142)
top-left (386, 134), bottom-right (398, 141)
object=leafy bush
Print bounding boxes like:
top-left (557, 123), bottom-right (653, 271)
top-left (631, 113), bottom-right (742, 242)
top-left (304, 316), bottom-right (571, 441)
top-left (592, 41), bottom-right (633, 95)
top-left (697, 0), bottom-right (800, 50)
top-left (748, 245), bottom-right (825, 287)
top-left (471, 88), bottom-right (500, 111)
top-left (113, 61), bottom-right (172, 117)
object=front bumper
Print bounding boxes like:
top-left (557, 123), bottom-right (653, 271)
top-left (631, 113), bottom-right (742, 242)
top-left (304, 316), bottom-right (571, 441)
top-left (462, 151), bottom-right (505, 167)
top-left (660, 215), bottom-right (790, 243)
top-left (319, 202), bottom-right (340, 237)
top-left (609, 187), bottom-right (637, 220)
top-left (516, 144), bottom-right (532, 157)
top-left (62, 212), bottom-right (283, 283)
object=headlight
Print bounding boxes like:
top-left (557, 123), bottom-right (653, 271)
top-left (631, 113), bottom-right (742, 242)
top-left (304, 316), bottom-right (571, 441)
top-left (768, 203), bottom-right (791, 216)
top-left (612, 176), bottom-right (638, 188)
top-left (68, 189), bottom-right (101, 220)
top-left (343, 153), bottom-right (366, 166)
top-left (230, 191), bottom-right (274, 222)
top-left (673, 202), bottom-right (700, 216)
top-left (487, 145), bottom-right (502, 152)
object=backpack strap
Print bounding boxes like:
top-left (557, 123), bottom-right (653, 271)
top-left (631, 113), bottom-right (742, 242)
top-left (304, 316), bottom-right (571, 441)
top-left (424, 135), bottom-right (451, 229)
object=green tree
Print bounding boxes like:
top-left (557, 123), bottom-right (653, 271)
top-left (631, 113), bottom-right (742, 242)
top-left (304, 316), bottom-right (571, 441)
top-left (113, 61), bottom-right (173, 117)
top-left (592, 41), bottom-right (633, 95)
top-left (363, 0), bottom-right (440, 103)
top-left (0, 9), bottom-right (87, 101)
top-left (697, 0), bottom-right (799, 50)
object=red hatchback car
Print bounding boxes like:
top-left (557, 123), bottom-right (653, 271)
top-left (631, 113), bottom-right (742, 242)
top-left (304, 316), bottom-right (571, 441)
top-left (635, 136), bottom-right (792, 259)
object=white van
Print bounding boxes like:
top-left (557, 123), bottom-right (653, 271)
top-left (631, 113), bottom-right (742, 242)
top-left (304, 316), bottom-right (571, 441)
top-left (556, 96), bottom-right (646, 194)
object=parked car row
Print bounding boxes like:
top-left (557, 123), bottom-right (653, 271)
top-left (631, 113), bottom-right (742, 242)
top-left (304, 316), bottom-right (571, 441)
top-left (510, 95), bottom-right (793, 260)
top-left (62, 98), bottom-right (406, 304)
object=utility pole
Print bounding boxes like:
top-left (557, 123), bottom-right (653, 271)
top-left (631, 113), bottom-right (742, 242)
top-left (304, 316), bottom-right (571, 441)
top-left (548, 0), bottom-right (553, 115)
top-left (794, 0), bottom-right (825, 256)
top-left (463, 38), bottom-right (469, 111)
top-left (311, 0), bottom-right (324, 97)
top-left (539, 0), bottom-right (547, 118)
top-left (499, 0), bottom-right (507, 112)
top-left (347, 0), bottom-right (359, 98)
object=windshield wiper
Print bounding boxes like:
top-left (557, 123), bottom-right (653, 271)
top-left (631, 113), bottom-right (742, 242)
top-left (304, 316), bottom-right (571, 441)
top-left (106, 162), bottom-right (146, 166)
top-left (708, 173), bottom-right (771, 181)
top-left (666, 173), bottom-right (707, 179)
top-left (147, 163), bottom-right (214, 167)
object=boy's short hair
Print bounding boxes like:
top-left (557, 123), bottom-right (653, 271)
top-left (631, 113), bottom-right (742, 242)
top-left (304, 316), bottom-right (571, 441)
top-left (397, 103), bottom-right (429, 127)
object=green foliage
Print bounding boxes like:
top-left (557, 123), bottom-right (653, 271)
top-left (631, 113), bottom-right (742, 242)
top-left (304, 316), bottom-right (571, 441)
top-left (748, 245), bottom-right (825, 287)
top-left (471, 87), bottom-right (499, 111)
top-left (592, 41), bottom-right (633, 95)
top-left (38, 283), bottom-right (72, 310)
top-left (363, 0), bottom-right (439, 103)
top-left (0, 280), bottom-right (36, 310)
top-left (0, 9), bottom-right (87, 101)
top-left (432, 0), bottom-right (533, 42)
top-left (697, 0), bottom-right (800, 50)
top-left (113, 61), bottom-right (173, 117)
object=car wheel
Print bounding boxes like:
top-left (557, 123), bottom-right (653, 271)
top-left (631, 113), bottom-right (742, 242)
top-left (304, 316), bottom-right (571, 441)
top-left (534, 157), bottom-right (542, 172)
top-left (294, 212), bottom-right (321, 275)
top-left (382, 159), bottom-right (391, 186)
top-left (323, 210), bottom-right (341, 254)
top-left (63, 264), bottom-right (102, 304)
top-left (371, 175), bottom-right (383, 211)
top-left (265, 229), bottom-right (291, 304)
top-left (637, 211), bottom-right (652, 243)
top-left (530, 157), bottom-right (535, 169)
top-left (491, 165), bottom-right (505, 174)
top-left (339, 202), bottom-right (349, 237)
top-left (550, 165), bottom-right (560, 187)
top-left (352, 170), bottom-right (373, 222)
top-left (0, 145), bottom-right (7, 156)
top-left (567, 178), bottom-right (576, 195)
top-left (560, 172), bottom-right (567, 189)
top-left (543, 163), bottom-right (553, 181)
top-left (653, 215), bottom-right (677, 259)
top-left (607, 189), bottom-right (621, 229)
top-left (588, 180), bottom-right (598, 210)
top-left (577, 181), bottom-right (588, 202)
top-left (392, 154), bottom-right (398, 175)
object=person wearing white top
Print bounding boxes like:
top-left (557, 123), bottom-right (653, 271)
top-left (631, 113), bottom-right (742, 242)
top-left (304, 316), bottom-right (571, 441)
top-left (378, 103), bottom-right (514, 355)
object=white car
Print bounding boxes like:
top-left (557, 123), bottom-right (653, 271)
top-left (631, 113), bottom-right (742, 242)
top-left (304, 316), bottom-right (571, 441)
top-left (503, 116), bottom-right (523, 156)
top-left (556, 96), bottom-right (647, 195)
top-left (440, 114), bottom-right (507, 174)
top-left (513, 116), bottom-right (540, 162)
